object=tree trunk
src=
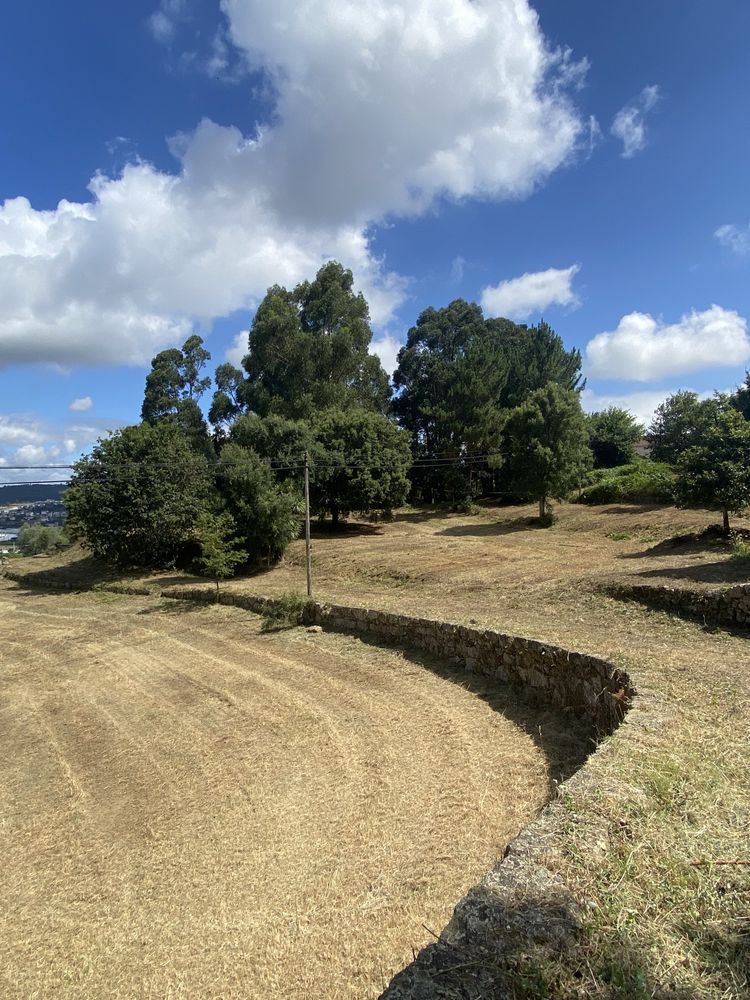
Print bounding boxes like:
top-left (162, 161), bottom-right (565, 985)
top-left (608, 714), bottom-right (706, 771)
top-left (331, 507), bottom-right (339, 527)
top-left (539, 496), bottom-right (547, 519)
top-left (723, 507), bottom-right (730, 535)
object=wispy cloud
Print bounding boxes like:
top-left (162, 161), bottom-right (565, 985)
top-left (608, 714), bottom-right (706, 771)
top-left (449, 256), bottom-right (465, 284)
top-left (611, 84), bottom-right (661, 158)
top-left (147, 0), bottom-right (186, 44)
top-left (69, 396), bottom-right (93, 412)
top-left (715, 221), bottom-right (750, 257)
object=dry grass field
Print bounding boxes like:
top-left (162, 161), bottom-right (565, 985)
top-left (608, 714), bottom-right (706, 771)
top-left (0, 581), bottom-right (586, 1000)
top-left (4, 501), bottom-right (750, 997)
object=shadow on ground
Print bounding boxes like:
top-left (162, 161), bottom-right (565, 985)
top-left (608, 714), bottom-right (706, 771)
top-left (4, 554), bottom-right (119, 589)
top-left (381, 892), bottom-right (706, 999)
top-left (311, 521), bottom-right (385, 537)
top-left (599, 503), bottom-right (676, 515)
top-left (438, 517), bottom-right (540, 538)
top-left (340, 632), bottom-right (597, 785)
top-left (625, 560), bottom-right (750, 586)
top-left (137, 598), bottom-right (215, 616)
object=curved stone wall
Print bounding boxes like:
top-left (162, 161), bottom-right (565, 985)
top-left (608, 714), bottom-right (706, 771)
top-left (605, 581), bottom-right (750, 628)
top-left (163, 588), bottom-right (633, 735)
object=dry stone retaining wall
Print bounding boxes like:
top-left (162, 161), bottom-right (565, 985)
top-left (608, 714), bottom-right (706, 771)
top-left (165, 587), bottom-right (632, 735)
top-left (606, 581), bottom-right (750, 628)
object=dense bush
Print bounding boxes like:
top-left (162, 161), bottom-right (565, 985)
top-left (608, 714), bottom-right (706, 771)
top-left (17, 523), bottom-right (68, 555)
top-left (576, 460), bottom-right (675, 505)
top-left (586, 406), bottom-right (644, 468)
top-left (216, 443), bottom-right (303, 562)
top-left (64, 422), bottom-right (216, 567)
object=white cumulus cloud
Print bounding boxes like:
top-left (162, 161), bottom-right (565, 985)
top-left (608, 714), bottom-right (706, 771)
top-left (1, 0), bottom-right (588, 370)
top-left (0, 416), bottom-right (116, 480)
top-left (0, 416), bottom-right (45, 446)
top-left (584, 305), bottom-right (750, 381)
top-left (582, 389), bottom-right (671, 430)
top-left (370, 333), bottom-right (403, 377)
top-left (225, 331), bottom-right (248, 368)
top-left (611, 84), bottom-right (660, 158)
top-left (69, 396), bottom-right (93, 412)
top-left (715, 222), bottom-right (750, 257)
top-left (480, 264), bottom-right (581, 319)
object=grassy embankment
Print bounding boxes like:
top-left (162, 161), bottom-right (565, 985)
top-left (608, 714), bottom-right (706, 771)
top-left (5, 501), bottom-right (750, 998)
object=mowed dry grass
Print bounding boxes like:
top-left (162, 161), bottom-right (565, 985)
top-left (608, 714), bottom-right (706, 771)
top-left (195, 501), bottom-right (750, 618)
top-left (0, 582), bottom-right (582, 1000)
top-left (211, 503), bottom-right (749, 997)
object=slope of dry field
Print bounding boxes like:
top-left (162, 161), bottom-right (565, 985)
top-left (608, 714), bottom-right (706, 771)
top-left (5, 502), bottom-right (750, 997)
top-left (0, 582), bottom-right (585, 1000)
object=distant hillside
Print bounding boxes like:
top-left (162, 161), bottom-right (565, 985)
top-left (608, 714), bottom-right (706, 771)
top-left (0, 483), bottom-right (68, 504)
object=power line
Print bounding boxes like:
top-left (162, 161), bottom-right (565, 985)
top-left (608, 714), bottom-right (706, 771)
top-left (1, 450), bottom-right (506, 473)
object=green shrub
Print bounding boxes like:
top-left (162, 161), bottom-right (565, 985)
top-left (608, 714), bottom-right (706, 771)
top-left (260, 591), bottom-right (311, 631)
top-left (452, 499), bottom-right (481, 515)
top-left (17, 523), bottom-right (69, 555)
top-left (730, 534), bottom-right (750, 562)
top-left (576, 460), bottom-right (675, 505)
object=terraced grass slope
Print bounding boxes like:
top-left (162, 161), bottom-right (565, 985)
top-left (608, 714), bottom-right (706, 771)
top-left (0, 583), bottom-right (583, 999)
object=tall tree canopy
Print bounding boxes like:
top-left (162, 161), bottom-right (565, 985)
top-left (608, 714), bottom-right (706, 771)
top-left (504, 384), bottom-right (592, 519)
top-left (393, 301), bottom-right (583, 501)
top-left (234, 261), bottom-right (390, 419)
top-left (208, 362), bottom-right (245, 432)
top-left (647, 390), bottom-right (722, 464)
top-left (496, 319), bottom-right (584, 410)
top-left (142, 335), bottom-right (213, 454)
top-left (393, 300), bottom-right (505, 456)
top-left (730, 371), bottom-right (750, 421)
top-left (142, 335), bottom-right (212, 422)
top-left (675, 406), bottom-right (750, 534)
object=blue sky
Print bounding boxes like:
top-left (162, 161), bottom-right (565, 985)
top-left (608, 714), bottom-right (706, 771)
top-left (2, 0), bottom-right (750, 479)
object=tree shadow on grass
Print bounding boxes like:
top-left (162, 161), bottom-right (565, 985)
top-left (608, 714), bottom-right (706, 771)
top-left (598, 503), bottom-right (675, 515)
top-left (619, 531), bottom-right (729, 561)
top-left (335, 632), bottom-right (597, 784)
top-left (438, 517), bottom-right (540, 538)
top-left (5, 554), bottom-right (121, 590)
top-left (625, 560), bottom-right (750, 586)
top-left (391, 506), bottom-right (463, 525)
top-left (311, 520), bottom-right (385, 538)
top-left (380, 892), bottom-right (703, 999)
top-left (137, 598), bottom-right (214, 616)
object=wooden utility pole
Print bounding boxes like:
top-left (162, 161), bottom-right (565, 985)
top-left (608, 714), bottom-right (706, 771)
top-left (304, 451), bottom-right (312, 598)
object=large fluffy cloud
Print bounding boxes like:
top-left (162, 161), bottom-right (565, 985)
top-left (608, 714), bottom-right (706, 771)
top-left (0, 0), bottom-right (587, 369)
top-left (480, 264), bottom-right (581, 319)
top-left (584, 305), bottom-right (750, 381)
